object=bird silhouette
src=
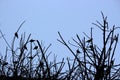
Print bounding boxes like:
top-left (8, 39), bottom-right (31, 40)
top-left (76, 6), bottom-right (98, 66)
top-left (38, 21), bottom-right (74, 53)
top-left (89, 45), bottom-right (93, 49)
top-left (76, 49), bottom-right (80, 53)
top-left (86, 38), bottom-right (92, 43)
top-left (33, 46), bottom-right (38, 50)
top-left (28, 56), bottom-right (33, 59)
top-left (14, 32), bottom-right (18, 38)
top-left (29, 39), bottom-right (35, 42)
top-left (14, 21), bottom-right (25, 39)
top-left (23, 44), bottom-right (27, 50)
top-left (114, 35), bottom-right (118, 42)
top-left (110, 60), bottom-right (114, 66)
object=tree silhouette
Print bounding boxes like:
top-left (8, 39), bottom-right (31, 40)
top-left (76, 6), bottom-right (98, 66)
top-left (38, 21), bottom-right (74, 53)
top-left (0, 12), bottom-right (120, 80)
top-left (58, 12), bottom-right (120, 80)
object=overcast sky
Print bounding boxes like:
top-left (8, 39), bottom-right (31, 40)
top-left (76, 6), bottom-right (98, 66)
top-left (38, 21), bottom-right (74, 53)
top-left (0, 0), bottom-right (120, 62)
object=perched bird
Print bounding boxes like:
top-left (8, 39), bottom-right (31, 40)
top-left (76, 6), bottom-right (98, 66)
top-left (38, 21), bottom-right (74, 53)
top-left (76, 49), bottom-right (81, 53)
top-left (39, 61), bottom-right (44, 67)
top-left (28, 56), bottom-right (33, 59)
top-left (110, 60), bottom-right (114, 66)
top-left (23, 44), bottom-right (27, 50)
top-left (86, 38), bottom-right (92, 43)
top-left (14, 32), bottom-right (18, 38)
top-left (114, 35), bottom-right (118, 42)
top-left (89, 45), bottom-right (93, 49)
top-left (29, 39), bottom-right (35, 42)
top-left (33, 46), bottom-right (38, 50)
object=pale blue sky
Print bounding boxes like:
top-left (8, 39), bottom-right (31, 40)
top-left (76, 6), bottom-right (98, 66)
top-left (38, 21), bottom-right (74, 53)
top-left (0, 0), bottom-right (120, 61)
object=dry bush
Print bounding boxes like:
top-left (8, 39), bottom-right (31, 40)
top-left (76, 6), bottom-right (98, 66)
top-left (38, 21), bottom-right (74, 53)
top-left (58, 12), bottom-right (120, 80)
top-left (0, 12), bottom-right (120, 80)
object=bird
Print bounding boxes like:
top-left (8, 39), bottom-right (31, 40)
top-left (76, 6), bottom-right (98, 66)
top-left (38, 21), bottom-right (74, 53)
top-left (29, 39), bottom-right (35, 42)
top-left (14, 21), bottom-right (26, 39)
top-left (76, 49), bottom-right (81, 53)
top-left (89, 45), bottom-right (93, 49)
top-left (23, 44), bottom-right (27, 50)
top-left (86, 38), bottom-right (92, 43)
top-left (110, 60), bottom-right (114, 66)
top-left (14, 32), bottom-right (18, 38)
top-left (33, 46), bottom-right (38, 50)
top-left (28, 56), bottom-right (33, 59)
top-left (114, 35), bottom-right (118, 42)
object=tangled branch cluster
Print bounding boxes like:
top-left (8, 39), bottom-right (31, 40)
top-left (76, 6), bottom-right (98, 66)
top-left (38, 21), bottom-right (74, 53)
top-left (0, 13), bottom-right (120, 80)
